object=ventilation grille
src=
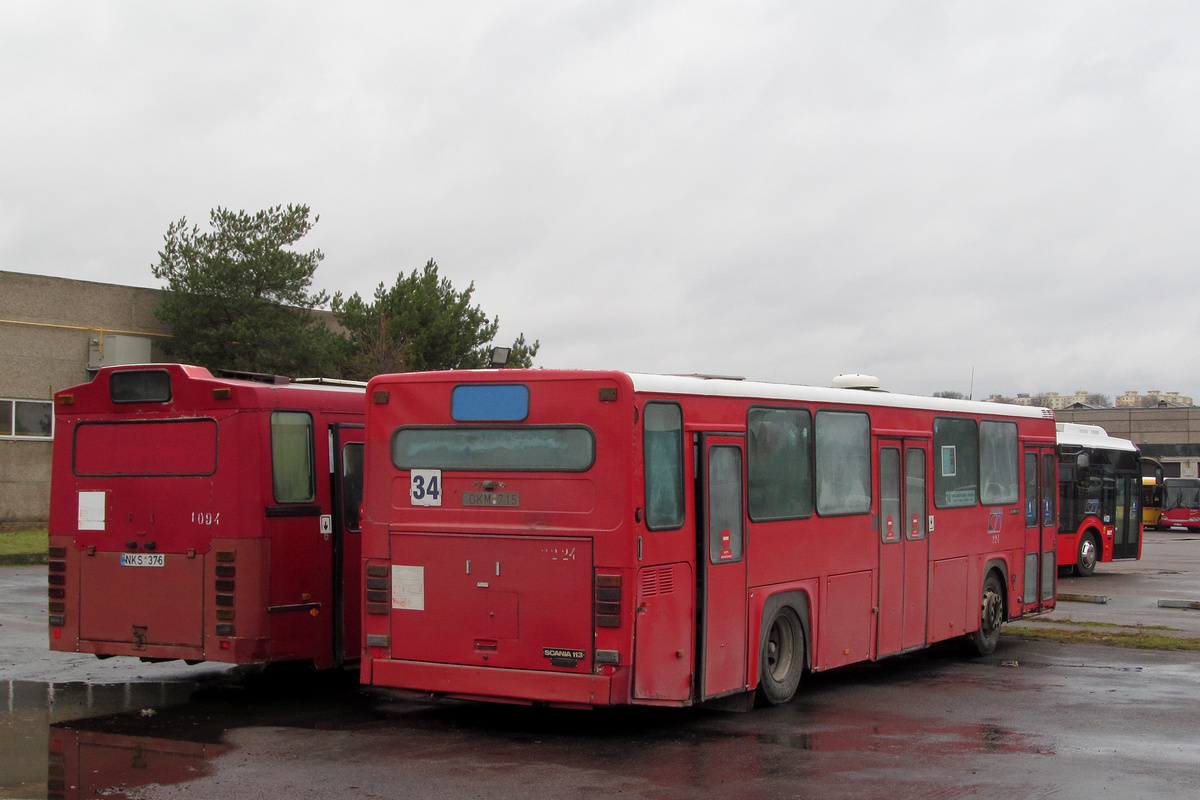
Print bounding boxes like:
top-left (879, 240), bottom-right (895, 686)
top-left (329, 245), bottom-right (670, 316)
top-left (640, 566), bottom-right (676, 597)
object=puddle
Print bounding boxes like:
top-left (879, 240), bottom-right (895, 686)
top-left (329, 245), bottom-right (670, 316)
top-left (1, 679), bottom-right (200, 799)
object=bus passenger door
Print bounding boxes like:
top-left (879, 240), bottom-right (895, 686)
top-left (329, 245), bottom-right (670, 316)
top-left (877, 440), bottom-right (929, 656)
top-left (331, 424), bottom-right (365, 665)
top-left (697, 434), bottom-right (748, 701)
top-left (1022, 447), bottom-right (1056, 612)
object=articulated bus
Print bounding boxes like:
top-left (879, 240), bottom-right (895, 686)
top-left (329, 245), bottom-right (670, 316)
top-left (48, 364), bottom-right (365, 669)
top-left (1160, 477), bottom-right (1200, 530)
top-left (1055, 423), bottom-right (1144, 576)
top-left (359, 370), bottom-right (1058, 709)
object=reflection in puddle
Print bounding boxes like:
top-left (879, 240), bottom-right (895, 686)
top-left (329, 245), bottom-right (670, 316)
top-left (48, 728), bottom-right (227, 800)
top-left (1, 679), bottom-right (199, 799)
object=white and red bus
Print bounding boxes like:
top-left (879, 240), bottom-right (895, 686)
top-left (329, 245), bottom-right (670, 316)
top-left (48, 364), bottom-right (365, 669)
top-left (1055, 423), bottom-right (1144, 576)
top-left (359, 370), bottom-right (1058, 709)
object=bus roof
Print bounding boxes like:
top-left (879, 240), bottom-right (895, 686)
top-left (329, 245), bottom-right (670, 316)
top-left (1055, 422), bottom-right (1138, 452)
top-left (627, 372), bottom-right (1055, 420)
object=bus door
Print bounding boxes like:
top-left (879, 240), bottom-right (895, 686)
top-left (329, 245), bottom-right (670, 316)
top-left (331, 423), bottom-right (365, 665)
top-left (1111, 462), bottom-right (1140, 560)
top-left (696, 434), bottom-right (748, 701)
top-left (876, 439), bottom-right (929, 655)
top-left (1022, 447), bottom-right (1057, 611)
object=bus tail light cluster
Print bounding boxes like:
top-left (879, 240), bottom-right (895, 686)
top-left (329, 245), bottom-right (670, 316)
top-left (214, 550), bottom-right (236, 637)
top-left (595, 573), bottom-right (622, 628)
top-left (48, 547), bottom-right (68, 632)
top-left (366, 564), bottom-right (390, 615)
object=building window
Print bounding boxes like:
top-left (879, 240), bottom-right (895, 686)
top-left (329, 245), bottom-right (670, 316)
top-left (1, 399), bottom-right (53, 440)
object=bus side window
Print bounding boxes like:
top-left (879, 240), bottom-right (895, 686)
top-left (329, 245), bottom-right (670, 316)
top-left (748, 407), bottom-right (813, 521)
top-left (934, 417), bottom-right (979, 508)
top-left (980, 421), bottom-right (1018, 505)
top-left (271, 411), bottom-right (315, 503)
top-left (644, 402), bottom-right (684, 530)
top-left (814, 411), bottom-right (871, 516)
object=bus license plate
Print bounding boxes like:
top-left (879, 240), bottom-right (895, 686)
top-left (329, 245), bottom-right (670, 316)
top-left (462, 491), bottom-right (519, 508)
top-left (120, 553), bottom-right (165, 567)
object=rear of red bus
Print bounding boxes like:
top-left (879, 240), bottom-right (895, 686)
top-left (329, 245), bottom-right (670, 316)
top-left (48, 364), bottom-right (364, 668)
top-left (360, 370), bottom-right (637, 708)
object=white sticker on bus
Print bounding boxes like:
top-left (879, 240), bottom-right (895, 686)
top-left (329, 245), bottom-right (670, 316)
top-left (78, 491), bottom-right (106, 531)
top-left (392, 565), bottom-right (426, 611)
top-left (410, 469), bottom-right (442, 507)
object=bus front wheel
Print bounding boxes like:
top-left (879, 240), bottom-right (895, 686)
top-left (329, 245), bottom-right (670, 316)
top-left (1075, 533), bottom-right (1098, 577)
top-left (757, 606), bottom-right (804, 705)
top-left (966, 573), bottom-right (1004, 657)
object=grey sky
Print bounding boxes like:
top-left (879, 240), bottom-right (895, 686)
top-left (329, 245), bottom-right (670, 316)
top-left (4, 1), bottom-right (1198, 401)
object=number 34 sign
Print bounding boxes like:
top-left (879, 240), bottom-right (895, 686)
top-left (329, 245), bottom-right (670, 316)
top-left (410, 469), bottom-right (443, 507)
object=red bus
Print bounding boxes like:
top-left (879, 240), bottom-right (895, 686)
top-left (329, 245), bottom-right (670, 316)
top-left (1055, 423), bottom-right (1145, 576)
top-left (359, 370), bottom-right (1058, 709)
top-left (1158, 477), bottom-right (1200, 531)
top-left (48, 364), bottom-right (365, 669)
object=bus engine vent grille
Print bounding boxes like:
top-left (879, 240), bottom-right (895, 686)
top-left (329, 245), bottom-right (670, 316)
top-left (640, 567), bottom-right (676, 597)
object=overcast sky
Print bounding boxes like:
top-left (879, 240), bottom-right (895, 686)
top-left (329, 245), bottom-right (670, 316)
top-left (4, 1), bottom-right (1198, 402)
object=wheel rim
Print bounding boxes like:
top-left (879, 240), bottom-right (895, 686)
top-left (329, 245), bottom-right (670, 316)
top-left (1079, 537), bottom-right (1097, 571)
top-left (982, 585), bottom-right (1003, 635)
top-left (765, 616), bottom-right (795, 681)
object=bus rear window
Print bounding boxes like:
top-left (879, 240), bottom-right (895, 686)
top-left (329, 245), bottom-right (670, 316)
top-left (110, 370), bottom-right (171, 403)
top-left (74, 419), bottom-right (217, 476)
top-left (393, 426), bottom-right (595, 471)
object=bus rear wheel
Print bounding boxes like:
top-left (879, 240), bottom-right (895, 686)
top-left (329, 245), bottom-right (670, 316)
top-left (757, 606), bottom-right (804, 705)
top-left (1075, 533), bottom-right (1098, 577)
top-left (966, 573), bottom-right (1004, 657)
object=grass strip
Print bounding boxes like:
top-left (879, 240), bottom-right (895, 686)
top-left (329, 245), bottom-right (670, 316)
top-left (0, 528), bottom-right (48, 556)
top-left (1005, 624), bottom-right (1200, 651)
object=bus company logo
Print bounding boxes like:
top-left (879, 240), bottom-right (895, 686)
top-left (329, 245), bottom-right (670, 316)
top-left (543, 647), bottom-right (586, 661)
top-left (988, 510), bottom-right (1003, 534)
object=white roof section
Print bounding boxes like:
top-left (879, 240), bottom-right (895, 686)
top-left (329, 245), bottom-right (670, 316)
top-left (1055, 422), bottom-right (1138, 452)
top-left (626, 373), bottom-right (1055, 420)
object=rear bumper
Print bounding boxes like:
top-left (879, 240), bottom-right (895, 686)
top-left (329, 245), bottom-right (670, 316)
top-left (371, 658), bottom-right (620, 707)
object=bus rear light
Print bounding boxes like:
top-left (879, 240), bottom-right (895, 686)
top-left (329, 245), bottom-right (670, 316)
top-left (219, 641), bottom-right (230, 650)
top-left (215, 594), bottom-right (235, 607)
top-left (216, 564), bottom-right (235, 578)
top-left (367, 564), bottom-right (390, 614)
top-left (57, 394), bottom-right (74, 405)
top-left (595, 573), bottom-right (623, 628)
top-left (367, 634), bottom-right (389, 648)
top-left (49, 615), bottom-right (65, 627)
top-left (215, 580), bottom-right (235, 592)
top-left (213, 388), bottom-right (232, 400)
top-left (216, 624), bottom-right (235, 636)
top-left (215, 550), bottom-right (236, 563)
top-left (48, 560), bottom-right (66, 573)
top-left (52, 628), bottom-right (62, 639)
top-left (48, 546), bottom-right (66, 558)
top-left (48, 587), bottom-right (65, 599)
top-left (215, 609), bottom-right (235, 621)
top-left (48, 602), bottom-right (65, 613)
top-left (595, 649), bottom-right (620, 664)
top-left (48, 574), bottom-right (65, 586)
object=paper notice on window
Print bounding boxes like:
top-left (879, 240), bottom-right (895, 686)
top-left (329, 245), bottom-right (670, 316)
top-left (78, 491), bottom-right (106, 531)
top-left (391, 565), bottom-right (425, 611)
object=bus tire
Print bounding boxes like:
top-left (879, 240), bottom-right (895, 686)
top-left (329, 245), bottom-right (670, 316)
top-left (1075, 532), bottom-right (1098, 577)
top-left (966, 573), bottom-right (1004, 657)
top-left (757, 606), bottom-right (804, 705)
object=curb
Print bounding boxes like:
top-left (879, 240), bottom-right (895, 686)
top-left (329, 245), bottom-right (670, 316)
top-left (0, 553), bottom-right (47, 566)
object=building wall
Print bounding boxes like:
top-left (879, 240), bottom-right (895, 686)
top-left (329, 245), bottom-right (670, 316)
top-left (0, 271), bottom-right (170, 523)
top-left (1056, 407), bottom-right (1200, 478)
